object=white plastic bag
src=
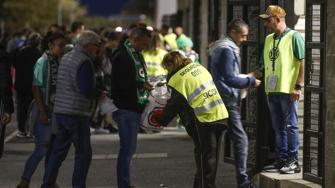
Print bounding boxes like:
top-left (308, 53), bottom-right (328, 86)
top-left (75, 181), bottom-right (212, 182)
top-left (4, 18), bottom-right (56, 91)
top-left (140, 84), bottom-right (170, 132)
top-left (98, 97), bottom-right (118, 125)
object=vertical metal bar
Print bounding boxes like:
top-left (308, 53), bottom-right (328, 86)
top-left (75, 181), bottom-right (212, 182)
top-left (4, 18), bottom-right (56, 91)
top-left (303, 1), bottom-right (310, 178)
top-left (57, 0), bottom-right (63, 26)
top-left (320, 1), bottom-right (326, 186)
top-left (0, 0), bottom-right (4, 40)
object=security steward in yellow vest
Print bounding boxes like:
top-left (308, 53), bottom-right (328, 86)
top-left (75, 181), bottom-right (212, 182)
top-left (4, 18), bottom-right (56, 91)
top-left (142, 47), bottom-right (167, 83)
top-left (156, 51), bottom-right (228, 188)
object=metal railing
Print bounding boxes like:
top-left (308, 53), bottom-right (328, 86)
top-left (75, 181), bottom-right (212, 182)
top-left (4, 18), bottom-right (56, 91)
top-left (303, 0), bottom-right (325, 185)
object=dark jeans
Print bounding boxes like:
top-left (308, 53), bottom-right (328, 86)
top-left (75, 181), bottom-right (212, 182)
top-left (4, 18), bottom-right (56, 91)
top-left (223, 95), bottom-right (249, 186)
top-left (41, 114), bottom-right (92, 188)
top-left (267, 94), bottom-right (299, 160)
top-left (113, 109), bottom-right (141, 188)
top-left (16, 92), bottom-right (33, 133)
top-left (22, 112), bottom-right (52, 181)
top-left (185, 121), bottom-right (225, 188)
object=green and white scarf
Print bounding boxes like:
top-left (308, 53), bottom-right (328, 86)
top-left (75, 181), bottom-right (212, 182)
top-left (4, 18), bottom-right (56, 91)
top-left (124, 39), bottom-right (149, 105)
top-left (44, 51), bottom-right (59, 112)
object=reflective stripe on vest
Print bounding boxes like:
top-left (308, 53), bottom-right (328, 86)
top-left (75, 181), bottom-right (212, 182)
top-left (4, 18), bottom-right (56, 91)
top-left (263, 30), bottom-right (300, 94)
top-left (168, 63), bottom-right (229, 123)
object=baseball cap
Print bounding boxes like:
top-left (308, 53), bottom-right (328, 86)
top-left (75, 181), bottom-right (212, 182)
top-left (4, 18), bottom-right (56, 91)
top-left (259, 5), bottom-right (286, 19)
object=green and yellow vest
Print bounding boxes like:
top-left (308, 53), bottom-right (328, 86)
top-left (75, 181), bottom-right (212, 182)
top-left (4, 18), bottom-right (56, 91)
top-left (168, 63), bottom-right (229, 123)
top-left (264, 30), bottom-right (300, 94)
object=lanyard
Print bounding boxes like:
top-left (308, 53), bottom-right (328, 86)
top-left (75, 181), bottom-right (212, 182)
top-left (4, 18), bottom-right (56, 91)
top-left (271, 35), bottom-right (282, 72)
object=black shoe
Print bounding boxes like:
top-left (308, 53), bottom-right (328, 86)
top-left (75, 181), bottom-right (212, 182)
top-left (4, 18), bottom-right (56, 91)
top-left (279, 158), bottom-right (301, 174)
top-left (263, 159), bottom-right (286, 172)
top-left (238, 182), bottom-right (258, 188)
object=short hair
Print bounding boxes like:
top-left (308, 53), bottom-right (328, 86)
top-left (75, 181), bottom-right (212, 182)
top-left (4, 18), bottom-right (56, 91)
top-left (161, 24), bottom-right (170, 31)
top-left (78, 30), bottom-right (101, 47)
top-left (71, 21), bottom-right (84, 33)
top-left (27, 32), bottom-right (42, 47)
top-left (129, 26), bottom-right (151, 39)
top-left (227, 18), bottom-right (249, 33)
top-left (41, 31), bottom-right (65, 51)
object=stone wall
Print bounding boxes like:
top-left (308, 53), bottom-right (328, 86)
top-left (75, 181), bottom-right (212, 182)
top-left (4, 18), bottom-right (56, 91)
top-left (324, 0), bottom-right (335, 187)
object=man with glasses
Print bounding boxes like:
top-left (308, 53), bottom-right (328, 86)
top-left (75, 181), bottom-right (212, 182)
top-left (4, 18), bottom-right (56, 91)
top-left (260, 5), bottom-right (305, 174)
top-left (41, 30), bottom-right (102, 188)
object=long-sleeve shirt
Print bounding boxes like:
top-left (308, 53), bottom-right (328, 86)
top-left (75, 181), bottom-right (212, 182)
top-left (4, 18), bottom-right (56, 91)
top-left (0, 48), bottom-right (14, 114)
top-left (209, 38), bottom-right (256, 99)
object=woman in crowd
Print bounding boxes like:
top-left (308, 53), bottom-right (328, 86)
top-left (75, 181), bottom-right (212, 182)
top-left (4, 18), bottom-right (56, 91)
top-left (17, 31), bottom-right (65, 188)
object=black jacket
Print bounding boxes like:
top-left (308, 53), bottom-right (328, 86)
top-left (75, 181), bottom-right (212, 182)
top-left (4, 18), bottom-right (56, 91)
top-left (157, 86), bottom-right (197, 127)
top-left (110, 43), bottom-right (146, 113)
top-left (12, 45), bottom-right (41, 94)
top-left (0, 48), bottom-right (14, 114)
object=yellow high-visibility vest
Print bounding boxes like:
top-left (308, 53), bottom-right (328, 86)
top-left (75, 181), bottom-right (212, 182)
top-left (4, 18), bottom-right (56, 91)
top-left (142, 48), bottom-right (168, 79)
top-left (263, 30), bottom-right (300, 94)
top-left (163, 33), bottom-right (178, 50)
top-left (168, 63), bottom-right (229, 123)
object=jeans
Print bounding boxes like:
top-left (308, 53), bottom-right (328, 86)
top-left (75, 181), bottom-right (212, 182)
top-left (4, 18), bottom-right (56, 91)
top-left (22, 112), bottom-right (52, 181)
top-left (113, 109), bottom-right (141, 188)
top-left (267, 94), bottom-right (299, 160)
top-left (222, 95), bottom-right (249, 186)
top-left (16, 92), bottom-right (33, 133)
top-left (41, 114), bottom-right (92, 188)
top-left (185, 121), bottom-right (224, 188)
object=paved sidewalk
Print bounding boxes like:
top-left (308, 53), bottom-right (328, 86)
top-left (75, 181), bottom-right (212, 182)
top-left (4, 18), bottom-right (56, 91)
top-left (0, 126), bottom-right (237, 188)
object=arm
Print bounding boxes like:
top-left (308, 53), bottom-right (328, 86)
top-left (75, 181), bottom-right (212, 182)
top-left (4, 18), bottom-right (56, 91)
top-left (291, 32), bottom-right (305, 101)
top-left (291, 59), bottom-right (304, 101)
top-left (77, 60), bottom-right (97, 98)
top-left (32, 58), bottom-right (48, 124)
top-left (156, 88), bottom-right (185, 126)
top-left (32, 86), bottom-right (48, 124)
top-left (219, 48), bottom-right (256, 89)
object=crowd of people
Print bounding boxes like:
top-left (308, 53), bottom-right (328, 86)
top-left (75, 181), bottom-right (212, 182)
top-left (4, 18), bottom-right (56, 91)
top-left (0, 4), bottom-right (304, 188)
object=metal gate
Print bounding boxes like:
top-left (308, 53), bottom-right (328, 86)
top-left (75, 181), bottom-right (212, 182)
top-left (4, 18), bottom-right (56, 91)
top-left (223, 0), bottom-right (271, 171)
top-left (303, 0), bottom-right (326, 185)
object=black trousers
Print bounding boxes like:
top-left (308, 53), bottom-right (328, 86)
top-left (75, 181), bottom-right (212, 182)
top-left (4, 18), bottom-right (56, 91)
top-left (16, 92), bottom-right (33, 133)
top-left (185, 122), bottom-right (225, 188)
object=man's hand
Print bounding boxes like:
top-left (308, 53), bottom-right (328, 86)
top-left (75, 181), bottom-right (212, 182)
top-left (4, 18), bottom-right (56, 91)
top-left (39, 111), bottom-right (49, 125)
top-left (248, 70), bottom-right (263, 79)
top-left (291, 89), bottom-right (301, 101)
top-left (255, 79), bottom-right (262, 87)
top-left (143, 82), bottom-right (153, 91)
top-left (1, 113), bottom-right (11, 125)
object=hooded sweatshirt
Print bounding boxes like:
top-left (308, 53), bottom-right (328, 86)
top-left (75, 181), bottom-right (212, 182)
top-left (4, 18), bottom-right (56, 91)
top-left (208, 37), bottom-right (255, 101)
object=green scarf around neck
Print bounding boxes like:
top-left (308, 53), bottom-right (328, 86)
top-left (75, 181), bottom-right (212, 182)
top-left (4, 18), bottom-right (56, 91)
top-left (124, 39), bottom-right (149, 105)
top-left (44, 51), bottom-right (59, 112)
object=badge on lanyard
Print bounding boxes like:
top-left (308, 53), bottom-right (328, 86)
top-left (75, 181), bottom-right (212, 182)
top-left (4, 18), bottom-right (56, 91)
top-left (267, 75), bottom-right (278, 91)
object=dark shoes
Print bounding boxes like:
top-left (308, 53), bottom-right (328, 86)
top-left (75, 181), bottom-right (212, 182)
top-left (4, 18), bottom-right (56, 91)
top-left (263, 158), bottom-right (301, 174)
top-left (16, 179), bottom-right (29, 188)
top-left (279, 158), bottom-right (301, 174)
top-left (263, 159), bottom-right (286, 172)
top-left (238, 182), bottom-right (258, 188)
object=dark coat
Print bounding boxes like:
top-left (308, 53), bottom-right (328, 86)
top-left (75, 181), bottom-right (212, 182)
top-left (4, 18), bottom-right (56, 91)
top-left (0, 48), bottom-right (14, 114)
top-left (110, 43), bottom-right (146, 113)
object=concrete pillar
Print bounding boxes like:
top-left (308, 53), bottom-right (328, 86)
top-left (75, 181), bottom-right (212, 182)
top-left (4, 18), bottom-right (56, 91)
top-left (199, 0), bottom-right (208, 67)
top-left (219, 0), bottom-right (228, 38)
top-left (324, 0), bottom-right (335, 187)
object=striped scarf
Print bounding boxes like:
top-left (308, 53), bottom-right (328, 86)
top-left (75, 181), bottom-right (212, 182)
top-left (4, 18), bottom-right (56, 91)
top-left (44, 52), bottom-right (59, 112)
top-left (124, 40), bottom-right (149, 105)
